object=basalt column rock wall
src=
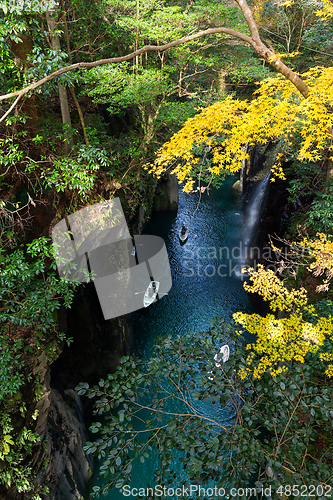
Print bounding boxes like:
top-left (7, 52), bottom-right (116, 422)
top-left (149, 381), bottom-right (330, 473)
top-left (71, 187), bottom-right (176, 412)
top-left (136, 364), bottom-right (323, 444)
top-left (50, 282), bottom-right (133, 393)
top-left (152, 173), bottom-right (179, 212)
top-left (30, 351), bottom-right (93, 500)
top-left (44, 283), bottom-right (133, 499)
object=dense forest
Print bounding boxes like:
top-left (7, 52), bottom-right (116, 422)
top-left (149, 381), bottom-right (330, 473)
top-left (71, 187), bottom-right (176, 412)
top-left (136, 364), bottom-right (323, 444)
top-left (1, 0), bottom-right (333, 498)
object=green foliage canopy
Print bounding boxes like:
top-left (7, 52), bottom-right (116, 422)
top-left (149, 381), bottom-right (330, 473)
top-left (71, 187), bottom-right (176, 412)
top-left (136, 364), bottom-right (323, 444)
top-left (78, 319), bottom-right (333, 499)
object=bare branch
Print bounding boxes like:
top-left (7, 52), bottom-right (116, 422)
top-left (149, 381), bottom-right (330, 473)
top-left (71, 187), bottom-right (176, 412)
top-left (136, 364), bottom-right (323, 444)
top-left (0, 95), bottom-right (21, 123)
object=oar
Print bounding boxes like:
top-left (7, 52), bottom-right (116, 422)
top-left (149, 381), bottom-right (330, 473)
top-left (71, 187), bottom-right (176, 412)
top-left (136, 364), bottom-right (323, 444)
top-left (172, 228), bottom-right (197, 237)
top-left (135, 290), bottom-right (168, 297)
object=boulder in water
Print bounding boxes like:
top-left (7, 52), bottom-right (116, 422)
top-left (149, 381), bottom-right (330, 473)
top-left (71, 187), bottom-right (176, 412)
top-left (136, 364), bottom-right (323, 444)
top-left (232, 180), bottom-right (241, 193)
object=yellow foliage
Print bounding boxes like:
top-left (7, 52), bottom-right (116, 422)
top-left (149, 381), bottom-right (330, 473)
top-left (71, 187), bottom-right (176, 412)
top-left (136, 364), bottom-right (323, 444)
top-left (316, 0), bottom-right (333, 18)
top-left (234, 312), bottom-right (333, 378)
top-left (280, 0), bottom-right (294, 6)
top-left (270, 153), bottom-right (286, 181)
top-left (298, 233), bottom-right (333, 292)
top-left (234, 264), bottom-right (333, 378)
top-left (319, 352), bottom-right (333, 362)
top-left (325, 364), bottom-right (333, 377)
top-left (242, 264), bottom-right (307, 313)
top-left (149, 67), bottom-right (333, 191)
top-left (272, 51), bottom-right (300, 60)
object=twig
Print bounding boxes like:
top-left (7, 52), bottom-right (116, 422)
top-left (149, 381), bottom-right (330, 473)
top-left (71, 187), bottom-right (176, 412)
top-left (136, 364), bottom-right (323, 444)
top-left (0, 95), bottom-right (21, 124)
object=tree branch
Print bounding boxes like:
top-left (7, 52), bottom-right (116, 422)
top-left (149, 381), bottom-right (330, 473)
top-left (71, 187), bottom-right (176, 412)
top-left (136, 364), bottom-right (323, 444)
top-left (0, 95), bottom-right (21, 123)
top-left (0, 27), bottom-right (253, 104)
top-left (0, 0), bottom-right (310, 125)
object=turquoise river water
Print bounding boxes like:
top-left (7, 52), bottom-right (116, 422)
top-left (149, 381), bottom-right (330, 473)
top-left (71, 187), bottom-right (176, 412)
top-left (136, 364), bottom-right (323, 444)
top-left (89, 176), bottom-right (253, 498)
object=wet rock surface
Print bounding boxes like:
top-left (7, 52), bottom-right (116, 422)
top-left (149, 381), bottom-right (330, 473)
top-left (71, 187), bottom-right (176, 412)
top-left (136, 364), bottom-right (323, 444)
top-left (30, 353), bottom-right (93, 500)
top-left (50, 283), bottom-right (133, 393)
top-left (152, 173), bottom-right (179, 212)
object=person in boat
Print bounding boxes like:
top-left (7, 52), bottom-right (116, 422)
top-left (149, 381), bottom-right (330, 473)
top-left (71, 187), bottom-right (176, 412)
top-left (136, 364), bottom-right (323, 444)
top-left (149, 281), bottom-right (156, 298)
top-left (181, 223), bottom-right (187, 237)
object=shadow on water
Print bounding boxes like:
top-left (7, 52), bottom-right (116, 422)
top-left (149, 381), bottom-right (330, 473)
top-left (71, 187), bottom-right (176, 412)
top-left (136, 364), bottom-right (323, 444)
top-left (88, 176), bottom-right (255, 498)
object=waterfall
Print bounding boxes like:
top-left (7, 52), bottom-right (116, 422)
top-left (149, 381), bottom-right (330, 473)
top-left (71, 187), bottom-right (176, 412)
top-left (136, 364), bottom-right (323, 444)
top-left (239, 171), bottom-right (271, 272)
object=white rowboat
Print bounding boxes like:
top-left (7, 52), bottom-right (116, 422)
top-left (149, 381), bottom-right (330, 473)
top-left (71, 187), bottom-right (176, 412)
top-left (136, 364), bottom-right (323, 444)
top-left (208, 344), bottom-right (230, 379)
top-left (214, 345), bottom-right (230, 367)
top-left (143, 281), bottom-right (160, 308)
top-left (179, 229), bottom-right (188, 242)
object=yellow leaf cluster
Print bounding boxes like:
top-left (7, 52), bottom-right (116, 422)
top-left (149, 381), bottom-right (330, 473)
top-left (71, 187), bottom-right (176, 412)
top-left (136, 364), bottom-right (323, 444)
top-left (325, 364), bottom-right (333, 377)
top-left (318, 353), bottom-right (333, 378)
top-left (149, 68), bottom-right (333, 191)
top-left (319, 352), bottom-right (333, 362)
top-left (280, 0), bottom-right (294, 6)
top-left (316, 0), bottom-right (333, 18)
top-left (270, 153), bottom-right (286, 181)
top-left (234, 264), bottom-right (333, 378)
top-left (242, 264), bottom-right (307, 313)
top-left (298, 233), bottom-right (333, 292)
top-left (234, 312), bottom-right (333, 378)
top-left (270, 51), bottom-right (300, 61)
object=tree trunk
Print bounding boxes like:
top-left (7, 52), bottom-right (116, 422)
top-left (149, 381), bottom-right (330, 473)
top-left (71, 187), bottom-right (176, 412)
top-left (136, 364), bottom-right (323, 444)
top-left (60, 0), bottom-right (89, 148)
top-left (69, 87), bottom-right (89, 147)
top-left (326, 160), bottom-right (333, 183)
top-left (235, 0), bottom-right (309, 98)
top-left (219, 70), bottom-right (227, 94)
top-left (46, 8), bottom-right (74, 154)
top-left (11, 33), bottom-right (40, 127)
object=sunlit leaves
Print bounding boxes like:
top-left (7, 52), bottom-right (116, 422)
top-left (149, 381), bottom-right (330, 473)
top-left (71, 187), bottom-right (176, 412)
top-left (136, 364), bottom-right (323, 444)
top-left (234, 263), bottom-right (333, 378)
top-left (150, 68), bottom-right (333, 191)
top-left (316, 0), bottom-right (333, 18)
top-left (0, 138), bottom-right (24, 167)
top-left (242, 264), bottom-right (308, 313)
top-left (82, 63), bottom-right (169, 111)
top-left (235, 311), bottom-right (333, 378)
top-left (36, 145), bottom-right (109, 198)
top-left (298, 233), bottom-right (333, 291)
top-left (0, 411), bottom-right (41, 494)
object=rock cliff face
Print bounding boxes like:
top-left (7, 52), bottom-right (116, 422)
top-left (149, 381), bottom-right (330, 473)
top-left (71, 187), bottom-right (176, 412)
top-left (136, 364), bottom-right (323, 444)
top-left (31, 352), bottom-right (93, 500)
top-left (50, 284), bottom-right (133, 392)
top-left (46, 389), bottom-right (93, 499)
top-left (22, 275), bottom-right (132, 500)
top-left (152, 173), bottom-right (179, 212)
